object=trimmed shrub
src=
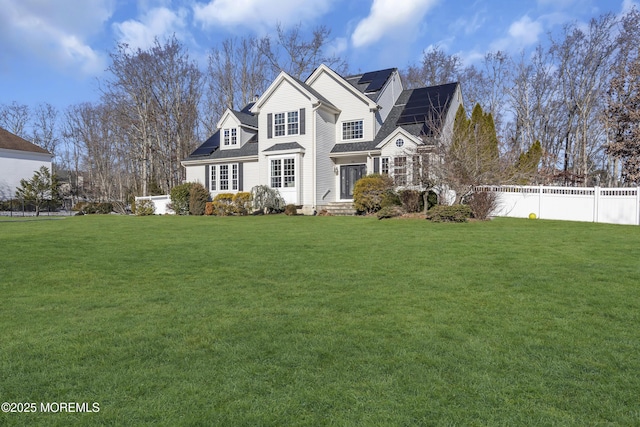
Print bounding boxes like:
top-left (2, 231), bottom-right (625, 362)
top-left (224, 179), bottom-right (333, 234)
top-left (251, 185), bottom-right (286, 214)
top-left (232, 192), bottom-right (252, 215)
top-left (72, 202), bottom-right (113, 214)
top-left (189, 183), bottom-right (210, 216)
top-left (353, 174), bottom-right (395, 214)
top-left (284, 204), bottom-right (298, 216)
top-left (211, 193), bottom-right (235, 216)
top-left (468, 191), bottom-right (499, 220)
top-left (170, 183), bottom-right (193, 215)
top-left (376, 205), bottom-right (405, 220)
top-left (398, 189), bottom-right (421, 213)
top-left (135, 199), bottom-right (155, 216)
top-left (425, 204), bottom-right (472, 223)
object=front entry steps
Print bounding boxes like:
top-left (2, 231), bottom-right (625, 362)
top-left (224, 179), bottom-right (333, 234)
top-left (324, 202), bottom-right (357, 216)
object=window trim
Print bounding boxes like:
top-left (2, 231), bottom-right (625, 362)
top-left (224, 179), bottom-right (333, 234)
top-left (273, 111), bottom-right (299, 137)
top-left (210, 163), bottom-right (239, 192)
top-left (342, 120), bottom-right (364, 140)
top-left (270, 156), bottom-right (296, 189)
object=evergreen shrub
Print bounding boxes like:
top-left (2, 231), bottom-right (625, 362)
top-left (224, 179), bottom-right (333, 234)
top-left (425, 204), bottom-right (472, 223)
top-left (376, 205), bottom-right (405, 220)
top-left (353, 174), bottom-right (395, 214)
top-left (135, 200), bottom-right (155, 216)
top-left (189, 183), bottom-right (210, 216)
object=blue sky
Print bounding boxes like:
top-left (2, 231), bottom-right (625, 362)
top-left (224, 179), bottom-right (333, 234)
top-left (0, 0), bottom-right (635, 112)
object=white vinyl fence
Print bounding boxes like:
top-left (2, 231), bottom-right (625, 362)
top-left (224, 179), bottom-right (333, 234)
top-left (134, 195), bottom-right (174, 215)
top-left (477, 186), bottom-right (640, 226)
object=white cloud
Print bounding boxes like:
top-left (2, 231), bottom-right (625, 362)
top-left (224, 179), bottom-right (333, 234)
top-left (351, 0), bottom-right (439, 48)
top-left (490, 15), bottom-right (543, 52)
top-left (621, 0), bottom-right (640, 12)
top-left (0, 0), bottom-right (112, 75)
top-left (193, 0), bottom-right (334, 31)
top-left (113, 7), bottom-right (188, 50)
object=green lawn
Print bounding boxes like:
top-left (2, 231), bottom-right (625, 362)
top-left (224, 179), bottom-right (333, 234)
top-left (1, 215), bottom-right (639, 426)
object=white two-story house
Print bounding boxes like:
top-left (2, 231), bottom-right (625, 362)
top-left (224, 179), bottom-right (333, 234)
top-left (182, 64), bottom-right (462, 214)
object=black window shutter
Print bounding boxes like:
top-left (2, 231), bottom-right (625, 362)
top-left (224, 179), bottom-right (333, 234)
top-left (238, 163), bottom-right (244, 191)
top-left (300, 108), bottom-right (305, 135)
top-left (267, 113), bottom-right (272, 139)
top-left (205, 165), bottom-right (210, 190)
top-left (373, 157), bottom-right (380, 174)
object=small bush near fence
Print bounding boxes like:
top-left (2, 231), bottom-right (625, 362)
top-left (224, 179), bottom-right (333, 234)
top-left (169, 183), bottom-right (194, 215)
top-left (73, 202), bottom-right (114, 214)
top-left (468, 191), bottom-right (498, 220)
top-left (134, 200), bottom-right (155, 216)
top-left (189, 183), bottom-right (210, 216)
top-left (425, 205), bottom-right (472, 223)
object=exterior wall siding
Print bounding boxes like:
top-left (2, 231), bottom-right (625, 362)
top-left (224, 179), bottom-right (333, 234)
top-left (185, 164), bottom-right (206, 186)
top-left (315, 108), bottom-right (337, 206)
top-left (308, 72), bottom-right (376, 144)
top-left (0, 149), bottom-right (52, 199)
top-left (257, 80), bottom-right (314, 208)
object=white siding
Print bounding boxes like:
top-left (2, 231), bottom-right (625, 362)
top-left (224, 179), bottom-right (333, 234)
top-left (315, 108), bottom-right (337, 206)
top-left (308, 72), bottom-right (376, 144)
top-left (242, 161), bottom-right (260, 192)
top-left (258, 80), bottom-right (314, 208)
top-left (0, 149), bottom-right (52, 199)
top-left (184, 164), bottom-right (206, 186)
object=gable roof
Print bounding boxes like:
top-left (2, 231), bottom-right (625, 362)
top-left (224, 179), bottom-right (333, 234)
top-left (251, 70), bottom-right (339, 114)
top-left (0, 127), bottom-right (51, 155)
top-left (306, 64), bottom-right (381, 110)
top-left (232, 110), bottom-right (258, 128)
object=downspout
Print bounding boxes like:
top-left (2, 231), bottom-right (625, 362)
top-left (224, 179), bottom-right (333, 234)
top-left (312, 103), bottom-right (320, 212)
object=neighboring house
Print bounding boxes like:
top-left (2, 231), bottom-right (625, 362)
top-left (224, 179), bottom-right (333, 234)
top-left (182, 64), bottom-right (462, 214)
top-left (0, 127), bottom-right (53, 200)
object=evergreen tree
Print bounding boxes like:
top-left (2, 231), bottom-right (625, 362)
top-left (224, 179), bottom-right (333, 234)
top-left (15, 166), bottom-right (60, 216)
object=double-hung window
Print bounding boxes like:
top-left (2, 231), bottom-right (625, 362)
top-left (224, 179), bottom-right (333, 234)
top-left (394, 157), bottom-right (407, 186)
top-left (270, 158), bottom-right (295, 188)
top-left (220, 165), bottom-right (229, 190)
top-left (273, 112), bottom-right (299, 137)
top-left (342, 120), bottom-right (363, 140)
top-left (223, 128), bottom-right (237, 146)
top-left (381, 157), bottom-right (389, 175)
top-left (210, 163), bottom-right (239, 191)
top-left (210, 165), bottom-right (217, 191)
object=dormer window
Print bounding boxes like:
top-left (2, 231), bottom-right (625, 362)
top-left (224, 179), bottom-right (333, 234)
top-left (342, 120), bottom-right (363, 140)
top-left (223, 128), bottom-right (237, 146)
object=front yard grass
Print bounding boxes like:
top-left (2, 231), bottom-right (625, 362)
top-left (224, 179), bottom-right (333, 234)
top-left (1, 215), bottom-right (639, 425)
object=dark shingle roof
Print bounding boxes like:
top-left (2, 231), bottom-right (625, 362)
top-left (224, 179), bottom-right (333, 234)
top-left (263, 142), bottom-right (304, 152)
top-left (185, 131), bottom-right (258, 161)
top-left (232, 110), bottom-right (258, 128)
top-left (0, 127), bottom-right (51, 155)
top-left (330, 140), bottom-right (379, 154)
